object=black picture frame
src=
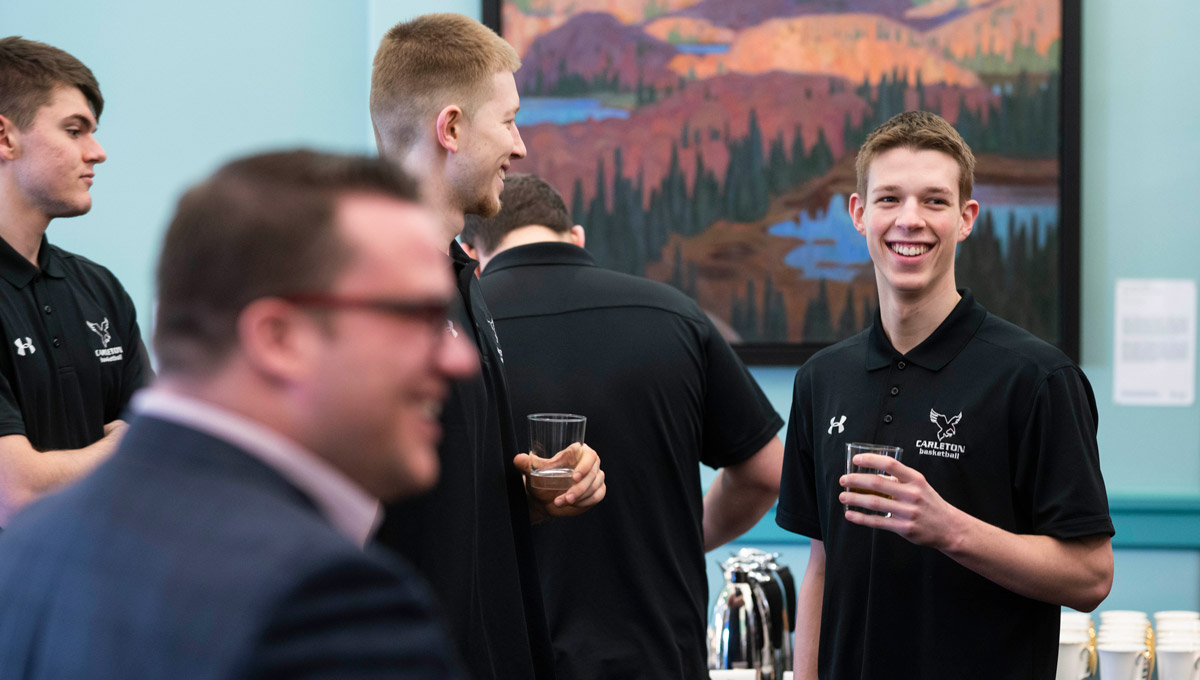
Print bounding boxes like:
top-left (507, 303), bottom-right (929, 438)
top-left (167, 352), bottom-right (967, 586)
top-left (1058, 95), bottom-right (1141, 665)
top-left (486, 0), bottom-right (1082, 365)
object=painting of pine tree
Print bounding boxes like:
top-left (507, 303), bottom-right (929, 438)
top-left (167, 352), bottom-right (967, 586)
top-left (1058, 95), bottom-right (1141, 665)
top-left (491, 0), bottom-right (1075, 362)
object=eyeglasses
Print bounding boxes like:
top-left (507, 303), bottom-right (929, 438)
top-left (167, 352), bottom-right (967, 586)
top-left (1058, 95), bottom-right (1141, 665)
top-left (279, 293), bottom-right (451, 333)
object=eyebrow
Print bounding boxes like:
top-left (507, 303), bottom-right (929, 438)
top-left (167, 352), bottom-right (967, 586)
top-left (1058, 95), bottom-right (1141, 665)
top-left (872, 185), bottom-right (953, 196)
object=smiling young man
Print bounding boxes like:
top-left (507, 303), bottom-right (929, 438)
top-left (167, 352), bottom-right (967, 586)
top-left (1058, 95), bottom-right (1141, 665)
top-left (777, 111), bottom-right (1114, 680)
top-left (369, 14), bottom-right (605, 680)
top-left (0, 37), bottom-right (151, 525)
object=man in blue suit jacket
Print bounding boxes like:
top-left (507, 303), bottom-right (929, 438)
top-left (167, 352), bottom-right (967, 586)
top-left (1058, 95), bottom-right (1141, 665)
top-left (0, 151), bottom-right (479, 678)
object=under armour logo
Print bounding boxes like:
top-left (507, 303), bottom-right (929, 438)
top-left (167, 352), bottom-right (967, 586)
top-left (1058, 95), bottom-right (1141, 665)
top-left (86, 318), bottom-right (112, 347)
top-left (828, 415), bottom-right (846, 435)
top-left (13, 337), bottom-right (35, 356)
top-left (930, 409), bottom-right (962, 441)
top-left (446, 319), bottom-right (458, 338)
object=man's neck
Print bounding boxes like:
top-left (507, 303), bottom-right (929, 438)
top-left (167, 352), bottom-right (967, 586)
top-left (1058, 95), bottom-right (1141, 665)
top-left (395, 145), bottom-right (463, 253)
top-left (877, 283), bottom-right (962, 355)
top-left (0, 182), bottom-right (50, 265)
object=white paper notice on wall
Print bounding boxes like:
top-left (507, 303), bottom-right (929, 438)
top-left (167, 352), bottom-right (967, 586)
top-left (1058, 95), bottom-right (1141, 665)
top-left (1113, 279), bottom-right (1197, 406)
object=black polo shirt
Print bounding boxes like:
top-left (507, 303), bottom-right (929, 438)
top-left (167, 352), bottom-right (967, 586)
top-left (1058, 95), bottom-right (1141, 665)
top-left (375, 241), bottom-right (555, 680)
top-left (777, 289), bottom-right (1113, 680)
top-left (480, 242), bottom-right (783, 680)
top-left (0, 236), bottom-right (151, 450)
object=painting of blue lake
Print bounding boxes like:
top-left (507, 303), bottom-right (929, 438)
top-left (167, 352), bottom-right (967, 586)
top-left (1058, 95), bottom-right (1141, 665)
top-left (517, 97), bottom-right (630, 126)
top-left (769, 187), bottom-right (1059, 283)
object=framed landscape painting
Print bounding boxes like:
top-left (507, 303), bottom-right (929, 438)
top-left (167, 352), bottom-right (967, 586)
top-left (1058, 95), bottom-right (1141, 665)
top-left (485, 0), bottom-right (1081, 364)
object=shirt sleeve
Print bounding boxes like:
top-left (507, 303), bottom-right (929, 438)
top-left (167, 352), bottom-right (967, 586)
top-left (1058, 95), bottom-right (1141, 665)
top-left (112, 286), bottom-right (153, 422)
top-left (0, 370), bottom-right (27, 438)
top-left (1015, 366), bottom-right (1115, 540)
top-left (698, 319), bottom-right (784, 469)
top-left (776, 367), bottom-right (823, 540)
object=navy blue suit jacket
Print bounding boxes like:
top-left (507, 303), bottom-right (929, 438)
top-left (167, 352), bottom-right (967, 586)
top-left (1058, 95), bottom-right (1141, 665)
top-left (0, 416), bottom-right (465, 679)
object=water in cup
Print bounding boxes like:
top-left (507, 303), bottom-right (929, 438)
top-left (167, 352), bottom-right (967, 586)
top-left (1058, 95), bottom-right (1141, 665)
top-left (527, 413), bottom-right (586, 492)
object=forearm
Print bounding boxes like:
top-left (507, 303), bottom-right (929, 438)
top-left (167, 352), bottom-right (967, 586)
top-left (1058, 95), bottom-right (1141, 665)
top-left (703, 437), bottom-right (783, 552)
top-left (702, 470), bottom-right (777, 551)
top-left (793, 539), bottom-right (824, 680)
top-left (938, 508), bottom-right (1113, 611)
top-left (0, 428), bottom-right (122, 523)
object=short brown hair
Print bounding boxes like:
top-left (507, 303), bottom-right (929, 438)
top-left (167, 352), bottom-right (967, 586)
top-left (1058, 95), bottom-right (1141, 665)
top-left (370, 13), bottom-right (519, 155)
top-left (0, 36), bottom-right (103, 129)
top-left (154, 150), bottom-right (421, 375)
top-left (855, 110), bottom-right (975, 205)
top-left (461, 173), bottom-right (571, 255)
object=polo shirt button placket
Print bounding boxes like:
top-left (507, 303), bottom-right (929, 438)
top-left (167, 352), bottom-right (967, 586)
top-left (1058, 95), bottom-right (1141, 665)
top-left (52, 337), bottom-right (62, 348)
top-left (43, 305), bottom-right (52, 315)
top-left (883, 413), bottom-right (894, 424)
top-left (890, 386), bottom-right (900, 396)
top-left (897, 360), bottom-right (906, 370)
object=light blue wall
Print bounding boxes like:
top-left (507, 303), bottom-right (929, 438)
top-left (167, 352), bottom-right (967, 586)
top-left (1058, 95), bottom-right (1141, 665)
top-left (5, 0), bottom-right (1198, 625)
top-left (2, 0), bottom-right (371, 333)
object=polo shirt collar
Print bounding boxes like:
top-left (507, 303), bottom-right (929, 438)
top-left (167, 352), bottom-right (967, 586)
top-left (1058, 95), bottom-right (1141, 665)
top-left (482, 241), bottom-right (595, 276)
top-left (866, 289), bottom-right (988, 371)
top-left (0, 234), bottom-right (65, 288)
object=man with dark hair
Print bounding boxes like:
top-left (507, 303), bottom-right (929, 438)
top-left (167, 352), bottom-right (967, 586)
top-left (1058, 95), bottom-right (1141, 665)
top-left (0, 150), bottom-right (476, 679)
top-left (0, 36), bottom-right (151, 525)
top-left (778, 111), bottom-right (1114, 679)
top-left (371, 15), bottom-right (606, 680)
top-left (467, 173), bottom-right (785, 680)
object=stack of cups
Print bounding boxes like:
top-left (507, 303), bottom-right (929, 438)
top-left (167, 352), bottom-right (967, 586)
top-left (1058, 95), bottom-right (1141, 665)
top-left (1057, 611), bottom-right (1096, 680)
top-left (1155, 611), bottom-right (1200, 680)
top-left (1097, 610), bottom-right (1154, 680)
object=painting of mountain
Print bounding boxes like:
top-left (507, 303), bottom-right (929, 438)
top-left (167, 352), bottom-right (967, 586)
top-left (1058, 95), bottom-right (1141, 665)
top-left (488, 0), bottom-right (1079, 362)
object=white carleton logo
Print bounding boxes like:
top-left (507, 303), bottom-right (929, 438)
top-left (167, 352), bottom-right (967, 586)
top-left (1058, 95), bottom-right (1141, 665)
top-left (917, 409), bottom-right (966, 460)
top-left (87, 318), bottom-right (125, 363)
top-left (13, 337), bottom-right (35, 356)
top-left (828, 415), bottom-right (846, 435)
top-left (87, 318), bottom-right (112, 347)
top-left (929, 409), bottom-right (962, 441)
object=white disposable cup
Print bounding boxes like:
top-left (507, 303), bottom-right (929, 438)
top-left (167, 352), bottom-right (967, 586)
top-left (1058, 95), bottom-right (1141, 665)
top-left (1158, 632), bottom-right (1200, 647)
top-left (1098, 645), bottom-right (1152, 680)
top-left (1097, 631), bottom-right (1149, 645)
top-left (1157, 648), bottom-right (1200, 680)
top-left (1157, 611), bottom-right (1200, 623)
top-left (1159, 622), bottom-right (1200, 635)
top-left (1056, 639), bottom-right (1091, 680)
top-left (1061, 611), bottom-right (1094, 631)
top-left (1102, 610), bottom-right (1150, 623)
top-left (1099, 622), bottom-right (1152, 640)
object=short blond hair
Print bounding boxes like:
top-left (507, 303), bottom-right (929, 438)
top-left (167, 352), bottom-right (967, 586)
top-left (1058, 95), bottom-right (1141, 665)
top-left (855, 110), bottom-right (975, 205)
top-left (370, 13), bottom-right (519, 155)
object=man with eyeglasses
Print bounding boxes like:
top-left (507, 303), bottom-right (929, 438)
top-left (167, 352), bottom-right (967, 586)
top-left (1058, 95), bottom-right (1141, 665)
top-left (0, 150), bottom-right (475, 679)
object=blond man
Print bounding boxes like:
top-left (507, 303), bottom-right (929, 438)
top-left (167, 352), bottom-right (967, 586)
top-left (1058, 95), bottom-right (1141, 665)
top-left (370, 14), bottom-right (606, 680)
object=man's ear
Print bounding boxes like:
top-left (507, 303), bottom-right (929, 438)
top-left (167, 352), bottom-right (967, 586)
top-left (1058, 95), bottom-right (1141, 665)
top-left (569, 225), bottom-right (585, 249)
top-left (435, 105), bottom-right (465, 153)
top-left (0, 115), bottom-right (20, 162)
top-left (848, 193), bottom-right (867, 237)
top-left (236, 298), bottom-right (322, 384)
top-left (957, 199), bottom-right (979, 242)
top-left (461, 241), bottom-right (480, 261)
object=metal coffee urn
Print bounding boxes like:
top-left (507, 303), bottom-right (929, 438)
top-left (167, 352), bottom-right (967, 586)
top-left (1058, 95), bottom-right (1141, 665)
top-left (709, 548), bottom-right (797, 679)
